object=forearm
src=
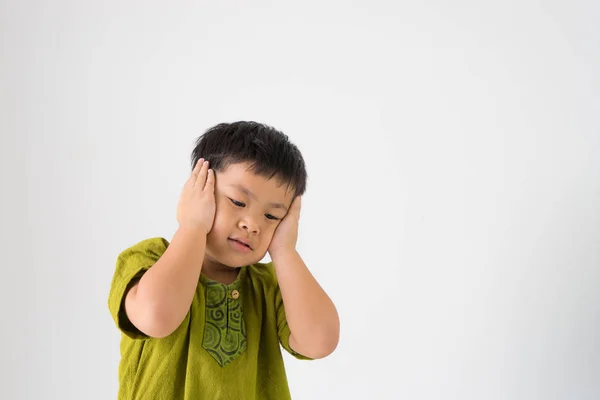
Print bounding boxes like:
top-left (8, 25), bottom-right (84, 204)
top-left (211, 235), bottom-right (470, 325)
top-left (272, 250), bottom-right (340, 358)
top-left (126, 226), bottom-right (206, 337)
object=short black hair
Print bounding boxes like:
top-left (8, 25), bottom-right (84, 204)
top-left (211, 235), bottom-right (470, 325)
top-left (191, 121), bottom-right (307, 197)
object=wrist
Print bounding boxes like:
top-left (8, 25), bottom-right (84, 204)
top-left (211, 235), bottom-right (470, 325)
top-left (270, 247), bottom-right (298, 264)
top-left (177, 224), bottom-right (209, 238)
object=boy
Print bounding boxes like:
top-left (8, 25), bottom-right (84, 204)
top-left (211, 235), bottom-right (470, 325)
top-left (108, 121), bottom-right (340, 399)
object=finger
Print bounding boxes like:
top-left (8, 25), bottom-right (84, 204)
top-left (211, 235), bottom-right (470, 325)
top-left (189, 158), bottom-right (204, 182)
top-left (292, 196), bottom-right (301, 211)
top-left (194, 160), bottom-right (209, 188)
top-left (295, 196), bottom-right (302, 221)
top-left (204, 169), bottom-right (215, 192)
top-left (187, 158), bottom-right (204, 186)
top-left (193, 158), bottom-right (204, 174)
top-left (289, 196), bottom-right (301, 221)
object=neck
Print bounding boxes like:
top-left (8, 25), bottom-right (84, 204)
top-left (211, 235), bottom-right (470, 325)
top-left (202, 255), bottom-right (240, 285)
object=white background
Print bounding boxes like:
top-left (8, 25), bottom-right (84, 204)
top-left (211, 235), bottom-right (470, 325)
top-left (2, 1), bottom-right (599, 399)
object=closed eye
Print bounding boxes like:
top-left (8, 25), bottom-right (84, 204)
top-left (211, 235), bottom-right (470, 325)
top-left (230, 198), bottom-right (280, 220)
top-left (229, 198), bottom-right (245, 207)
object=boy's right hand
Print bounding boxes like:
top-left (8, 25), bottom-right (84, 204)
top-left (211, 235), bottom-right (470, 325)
top-left (177, 159), bottom-right (216, 233)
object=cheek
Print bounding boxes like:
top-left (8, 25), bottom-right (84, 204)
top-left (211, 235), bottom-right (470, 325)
top-left (207, 208), bottom-right (231, 241)
top-left (212, 210), bottom-right (226, 228)
top-left (212, 200), bottom-right (234, 228)
top-left (260, 225), bottom-right (279, 244)
top-left (205, 213), bottom-right (230, 256)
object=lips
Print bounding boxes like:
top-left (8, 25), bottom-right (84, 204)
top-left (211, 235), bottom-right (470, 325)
top-left (229, 237), bottom-right (252, 250)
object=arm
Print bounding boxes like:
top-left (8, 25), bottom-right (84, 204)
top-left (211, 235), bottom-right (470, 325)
top-left (125, 226), bottom-right (207, 338)
top-left (268, 196), bottom-right (340, 359)
top-left (125, 158), bottom-right (216, 338)
top-left (272, 250), bottom-right (340, 359)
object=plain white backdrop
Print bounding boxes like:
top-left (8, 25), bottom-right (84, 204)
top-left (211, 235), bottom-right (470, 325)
top-left (2, 1), bottom-right (599, 399)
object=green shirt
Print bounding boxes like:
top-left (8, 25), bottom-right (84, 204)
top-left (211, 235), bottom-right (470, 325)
top-left (108, 237), bottom-right (311, 400)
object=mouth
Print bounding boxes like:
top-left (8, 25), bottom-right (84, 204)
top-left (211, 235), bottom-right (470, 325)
top-left (228, 238), bottom-right (252, 251)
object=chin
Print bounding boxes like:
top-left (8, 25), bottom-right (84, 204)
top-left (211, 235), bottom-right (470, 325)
top-left (209, 249), bottom-right (267, 268)
top-left (234, 252), bottom-right (267, 267)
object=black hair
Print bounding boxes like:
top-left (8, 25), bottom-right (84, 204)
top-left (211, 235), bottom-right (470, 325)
top-left (191, 121), bottom-right (307, 197)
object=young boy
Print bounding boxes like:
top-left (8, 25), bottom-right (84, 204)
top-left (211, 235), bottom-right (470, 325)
top-left (108, 121), bottom-right (340, 399)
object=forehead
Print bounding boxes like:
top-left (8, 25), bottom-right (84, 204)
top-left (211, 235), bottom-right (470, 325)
top-left (216, 162), bottom-right (295, 203)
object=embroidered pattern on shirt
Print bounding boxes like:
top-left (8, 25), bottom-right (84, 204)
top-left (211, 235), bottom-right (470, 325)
top-left (202, 280), bottom-right (247, 367)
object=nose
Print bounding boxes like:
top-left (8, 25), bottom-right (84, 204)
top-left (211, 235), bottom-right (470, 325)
top-left (239, 217), bottom-right (260, 235)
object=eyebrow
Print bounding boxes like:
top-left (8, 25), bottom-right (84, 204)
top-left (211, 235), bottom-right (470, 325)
top-left (228, 183), bottom-right (288, 211)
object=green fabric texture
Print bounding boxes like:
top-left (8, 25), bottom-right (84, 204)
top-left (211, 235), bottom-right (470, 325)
top-left (108, 237), bottom-right (312, 400)
top-left (202, 278), bottom-right (247, 367)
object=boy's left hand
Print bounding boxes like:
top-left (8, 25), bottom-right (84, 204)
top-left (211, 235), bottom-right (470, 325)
top-left (268, 196), bottom-right (301, 257)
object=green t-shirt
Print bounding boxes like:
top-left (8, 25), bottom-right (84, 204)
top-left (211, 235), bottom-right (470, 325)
top-left (108, 237), bottom-right (311, 400)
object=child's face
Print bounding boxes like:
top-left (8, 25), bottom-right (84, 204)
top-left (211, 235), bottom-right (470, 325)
top-left (204, 162), bottom-right (295, 268)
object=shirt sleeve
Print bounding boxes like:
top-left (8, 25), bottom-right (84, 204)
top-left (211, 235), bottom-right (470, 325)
top-left (107, 237), bottom-right (169, 340)
top-left (275, 280), bottom-right (313, 361)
